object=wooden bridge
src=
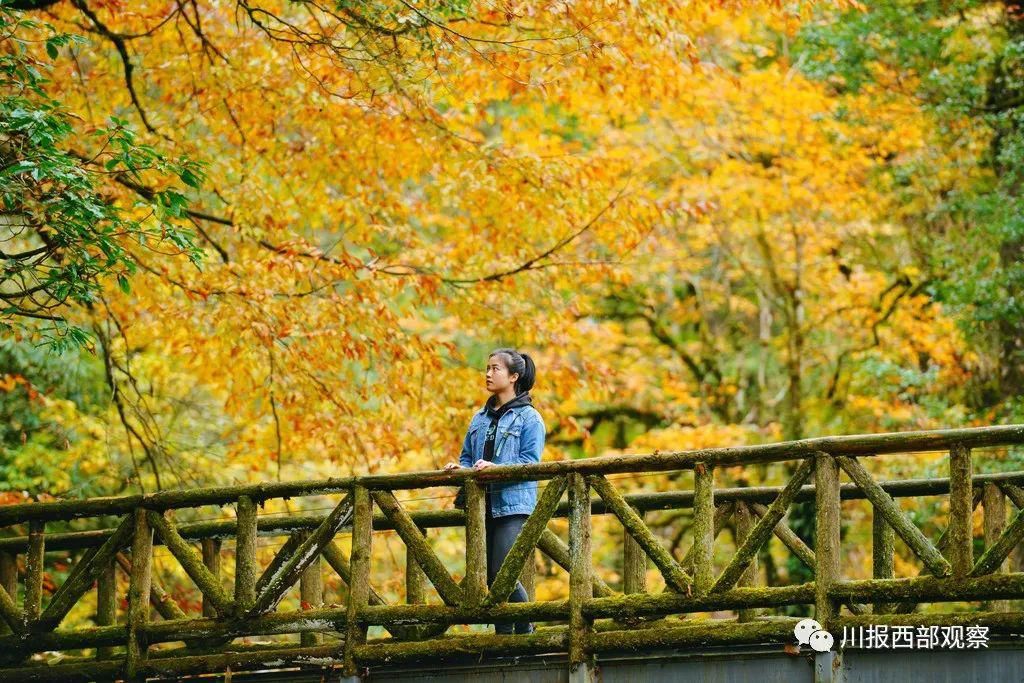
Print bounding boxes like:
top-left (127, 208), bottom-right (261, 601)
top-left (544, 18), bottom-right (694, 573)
top-left (1, 426), bottom-right (1024, 682)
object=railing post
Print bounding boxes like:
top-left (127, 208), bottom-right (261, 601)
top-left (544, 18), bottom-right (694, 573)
top-left (871, 508), bottom-right (895, 614)
top-left (568, 472), bottom-right (593, 683)
top-left (622, 506), bottom-right (646, 595)
top-left (520, 548), bottom-right (536, 601)
top-left (0, 552), bottom-right (16, 636)
top-left (24, 520), bottom-right (44, 629)
top-left (692, 462), bottom-right (714, 595)
top-left (982, 482), bottom-right (1009, 612)
top-left (406, 528), bottom-right (427, 606)
top-left (96, 558), bottom-right (117, 659)
top-left (126, 508), bottom-right (153, 681)
top-left (734, 501), bottom-right (759, 622)
top-left (342, 485), bottom-right (372, 680)
top-left (814, 453), bottom-right (840, 629)
top-left (463, 480), bottom-right (487, 605)
top-left (299, 530), bottom-right (324, 646)
top-left (947, 444), bottom-right (973, 578)
top-left (201, 538), bottom-right (222, 619)
top-left (235, 494), bottom-right (258, 612)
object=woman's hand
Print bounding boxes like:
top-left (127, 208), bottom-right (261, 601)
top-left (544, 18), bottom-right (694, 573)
top-left (473, 459), bottom-right (495, 471)
top-left (443, 462), bottom-right (462, 471)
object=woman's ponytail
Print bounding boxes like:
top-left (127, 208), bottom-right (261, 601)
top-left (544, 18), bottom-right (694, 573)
top-left (488, 348), bottom-right (537, 395)
top-left (516, 352), bottom-right (536, 395)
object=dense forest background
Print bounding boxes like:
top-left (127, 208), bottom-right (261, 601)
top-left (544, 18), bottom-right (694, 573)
top-left (3, 0), bottom-right (1024, 610)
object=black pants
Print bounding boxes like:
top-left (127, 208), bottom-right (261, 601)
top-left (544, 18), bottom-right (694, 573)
top-left (486, 513), bottom-right (532, 634)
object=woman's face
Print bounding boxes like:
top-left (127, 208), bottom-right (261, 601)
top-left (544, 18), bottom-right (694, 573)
top-left (485, 354), bottom-right (519, 394)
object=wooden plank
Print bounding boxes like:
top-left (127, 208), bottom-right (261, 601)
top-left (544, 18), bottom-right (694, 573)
top-left (485, 476), bottom-right (567, 605)
top-left (147, 511), bottom-right (234, 617)
top-left (371, 489), bottom-right (464, 606)
top-left (588, 474), bottom-right (693, 593)
top-left (837, 455), bottom-right (952, 577)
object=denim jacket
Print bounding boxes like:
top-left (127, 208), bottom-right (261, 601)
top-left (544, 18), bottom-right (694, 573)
top-left (458, 403), bottom-right (545, 517)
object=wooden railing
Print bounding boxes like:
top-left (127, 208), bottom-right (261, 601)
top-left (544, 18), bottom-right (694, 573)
top-left (0, 425), bottom-right (1023, 681)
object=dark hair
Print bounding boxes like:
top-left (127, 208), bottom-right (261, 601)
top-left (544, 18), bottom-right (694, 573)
top-left (489, 348), bottom-right (536, 395)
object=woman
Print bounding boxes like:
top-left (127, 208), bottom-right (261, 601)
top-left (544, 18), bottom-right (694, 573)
top-left (445, 348), bottom-right (545, 635)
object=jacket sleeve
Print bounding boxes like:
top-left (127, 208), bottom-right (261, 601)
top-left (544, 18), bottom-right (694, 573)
top-left (459, 424), bottom-right (474, 468)
top-left (516, 414), bottom-right (545, 465)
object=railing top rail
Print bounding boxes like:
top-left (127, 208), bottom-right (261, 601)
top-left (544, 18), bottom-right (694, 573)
top-left (1, 424), bottom-right (1022, 526)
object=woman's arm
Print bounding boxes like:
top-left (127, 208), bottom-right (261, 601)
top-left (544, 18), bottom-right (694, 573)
top-left (516, 415), bottom-right (545, 465)
top-left (458, 426), bottom-right (474, 468)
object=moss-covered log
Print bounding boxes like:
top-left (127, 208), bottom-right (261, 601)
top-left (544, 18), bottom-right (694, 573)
top-left (568, 473), bottom-right (593, 668)
top-left (125, 509), bottom-right (152, 680)
top-left (234, 494), bottom-right (257, 611)
top-left (0, 575), bottom-right (20, 634)
top-left (353, 627), bottom-right (568, 665)
top-left (343, 485), bottom-right (371, 677)
top-left (24, 520), bottom-right (44, 626)
top-left (828, 572), bottom-right (1024, 603)
top-left (3, 425), bottom-right (1022, 526)
top-left (837, 455), bottom-right (952, 577)
top-left (585, 583), bottom-right (815, 620)
top-left (359, 600), bottom-right (568, 627)
top-left (248, 495), bottom-right (351, 616)
top-left (36, 515), bottom-right (132, 632)
top-left (10, 471), bottom-right (1024, 555)
top-left (713, 457), bottom-right (814, 594)
top-left (463, 480), bottom-right (488, 605)
top-left (0, 623), bottom-right (125, 653)
top-left (586, 617), bottom-right (799, 653)
top-left (536, 528), bottom-right (615, 598)
top-left (973, 503), bottom-right (1024, 579)
top-left (147, 511), bottom-right (234, 617)
top-left (748, 502), bottom-right (813, 569)
top-left (95, 560), bottom-right (116, 659)
top-left (371, 489), bottom-right (464, 606)
top-left (588, 474), bottom-right (693, 593)
top-left (691, 463), bottom-right (714, 594)
top-left (815, 453), bottom-right (841, 628)
top-left (115, 552), bottom-right (187, 621)
top-left (947, 444), bottom-right (974, 577)
top-left (872, 506), bottom-right (895, 614)
top-left (836, 610), bottom-right (1024, 630)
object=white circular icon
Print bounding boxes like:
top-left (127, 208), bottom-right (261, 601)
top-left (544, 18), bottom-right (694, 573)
top-left (794, 618), bottom-right (823, 646)
top-left (809, 630), bottom-right (834, 652)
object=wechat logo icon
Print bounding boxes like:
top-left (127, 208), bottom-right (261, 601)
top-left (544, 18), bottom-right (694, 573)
top-left (794, 618), bottom-right (834, 653)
